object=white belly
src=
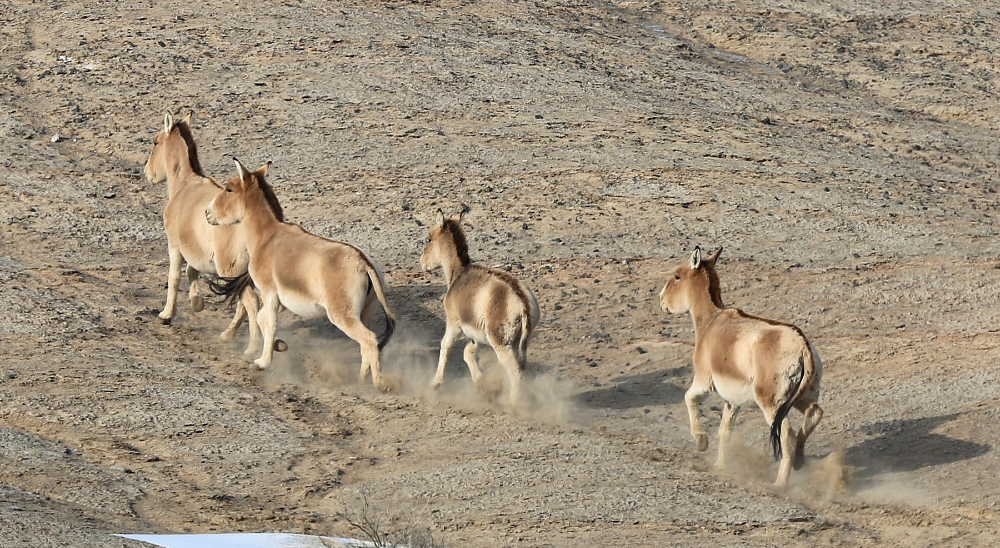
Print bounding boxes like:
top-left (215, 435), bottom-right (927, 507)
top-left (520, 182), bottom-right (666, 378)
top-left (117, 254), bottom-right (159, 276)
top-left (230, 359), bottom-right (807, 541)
top-left (461, 324), bottom-right (490, 346)
top-left (714, 376), bottom-right (757, 407)
top-left (280, 292), bottom-right (326, 319)
top-left (186, 257), bottom-right (218, 275)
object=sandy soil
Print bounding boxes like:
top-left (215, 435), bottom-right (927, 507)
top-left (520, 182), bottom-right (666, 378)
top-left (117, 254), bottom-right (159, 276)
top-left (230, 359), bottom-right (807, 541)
top-left (2, 0), bottom-right (999, 546)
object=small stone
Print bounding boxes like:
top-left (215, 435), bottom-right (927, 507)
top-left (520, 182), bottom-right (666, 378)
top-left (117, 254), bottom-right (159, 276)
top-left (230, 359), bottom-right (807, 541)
top-left (51, 133), bottom-right (61, 143)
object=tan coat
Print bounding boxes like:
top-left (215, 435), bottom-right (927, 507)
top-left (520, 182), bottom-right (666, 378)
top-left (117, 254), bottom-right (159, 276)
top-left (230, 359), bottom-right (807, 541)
top-left (206, 160), bottom-right (397, 390)
top-left (421, 209), bottom-right (540, 405)
top-left (143, 112), bottom-right (262, 355)
top-left (660, 246), bottom-right (823, 487)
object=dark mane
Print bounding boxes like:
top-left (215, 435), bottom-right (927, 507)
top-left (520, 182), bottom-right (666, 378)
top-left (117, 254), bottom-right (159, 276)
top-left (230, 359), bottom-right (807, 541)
top-left (173, 121), bottom-right (205, 177)
top-left (704, 263), bottom-right (724, 309)
top-left (442, 219), bottom-right (471, 266)
top-left (253, 172), bottom-right (285, 222)
top-left (732, 309), bottom-right (807, 339)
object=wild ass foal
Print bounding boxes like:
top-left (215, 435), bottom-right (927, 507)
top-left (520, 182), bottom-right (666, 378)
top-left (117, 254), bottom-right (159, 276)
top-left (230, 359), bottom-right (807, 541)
top-left (144, 112), bottom-right (263, 355)
top-left (206, 160), bottom-right (398, 390)
top-left (421, 209), bottom-right (540, 405)
top-left (659, 247), bottom-right (823, 487)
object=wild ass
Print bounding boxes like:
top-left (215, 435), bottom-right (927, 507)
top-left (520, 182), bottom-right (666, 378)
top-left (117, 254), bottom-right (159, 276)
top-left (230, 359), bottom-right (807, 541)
top-left (659, 247), bottom-right (823, 487)
top-left (205, 159), bottom-right (397, 390)
top-left (420, 209), bottom-right (540, 405)
top-left (144, 112), bottom-right (263, 355)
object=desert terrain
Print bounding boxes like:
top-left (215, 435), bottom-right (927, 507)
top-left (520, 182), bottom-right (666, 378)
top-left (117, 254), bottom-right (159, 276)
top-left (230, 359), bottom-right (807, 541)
top-left (1, 0), bottom-right (999, 546)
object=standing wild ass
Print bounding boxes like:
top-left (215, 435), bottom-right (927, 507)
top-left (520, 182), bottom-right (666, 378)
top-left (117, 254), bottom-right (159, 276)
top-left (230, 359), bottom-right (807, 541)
top-left (205, 159), bottom-right (397, 390)
top-left (659, 247), bottom-right (823, 487)
top-left (144, 112), bottom-right (263, 355)
top-left (420, 209), bottom-right (540, 405)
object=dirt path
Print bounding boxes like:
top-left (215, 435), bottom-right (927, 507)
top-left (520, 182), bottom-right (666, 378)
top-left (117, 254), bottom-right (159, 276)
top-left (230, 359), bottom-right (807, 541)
top-left (1, 0), bottom-right (999, 546)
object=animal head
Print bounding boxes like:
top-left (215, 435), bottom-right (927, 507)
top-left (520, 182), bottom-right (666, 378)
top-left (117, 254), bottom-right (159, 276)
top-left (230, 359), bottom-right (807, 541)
top-left (205, 158), bottom-right (273, 226)
top-left (420, 208), bottom-right (470, 271)
top-left (659, 246), bottom-right (723, 314)
top-left (144, 111), bottom-right (202, 182)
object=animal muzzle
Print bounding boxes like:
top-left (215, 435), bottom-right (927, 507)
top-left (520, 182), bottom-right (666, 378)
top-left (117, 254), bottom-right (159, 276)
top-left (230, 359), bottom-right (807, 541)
top-left (143, 162), bottom-right (160, 184)
top-left (658, 285), bottom-right (678, 313)
top-left (205, 205), bottom-right (219, 226)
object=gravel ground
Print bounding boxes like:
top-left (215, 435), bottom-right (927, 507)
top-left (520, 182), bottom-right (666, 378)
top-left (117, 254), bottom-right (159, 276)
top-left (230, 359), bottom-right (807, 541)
top-left (1, 0), bottom-right (999, 546)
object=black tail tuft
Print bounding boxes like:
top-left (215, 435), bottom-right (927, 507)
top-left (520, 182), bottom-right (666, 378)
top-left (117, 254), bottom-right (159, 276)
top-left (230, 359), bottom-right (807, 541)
top-left (209, 272), bottom-right (254, 309)
top-left (377, 312), bottom-right (396, 351)
top-left (770, 358), bottom-right (805, 461)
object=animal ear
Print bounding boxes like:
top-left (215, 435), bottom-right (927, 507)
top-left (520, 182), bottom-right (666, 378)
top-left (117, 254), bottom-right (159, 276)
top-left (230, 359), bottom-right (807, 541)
top-left (181, 111), bottom-right (193, 126)
top-left (256, 161), bottom-right (271, 177)
top-left (234, 158), bottom-right (251, 181)
top-left (163, 112), bottom-right (173, 133)
top-left (690, 246), bottom-right (702, 269)
top-left (455, 209), bottom-right (466, 223)
top-left (706, 247), bottom-right (723, 264)
top-left (435, 208), bottom-right (445, 228)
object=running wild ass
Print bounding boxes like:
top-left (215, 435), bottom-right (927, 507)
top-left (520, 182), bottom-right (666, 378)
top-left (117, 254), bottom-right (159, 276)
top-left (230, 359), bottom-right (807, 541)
top-left (144, 112), bottom-right (263, 355)
top-left (659, 247), bottom-right (823, 487)
top-left (420, 209), bottom-right (540, 405)
top-left (205, 159), bottom-right (397, 390)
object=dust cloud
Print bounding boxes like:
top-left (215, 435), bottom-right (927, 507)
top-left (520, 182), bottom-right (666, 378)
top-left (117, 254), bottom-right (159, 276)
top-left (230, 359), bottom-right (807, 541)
top-left (252, 319), bottom-right (581, 426)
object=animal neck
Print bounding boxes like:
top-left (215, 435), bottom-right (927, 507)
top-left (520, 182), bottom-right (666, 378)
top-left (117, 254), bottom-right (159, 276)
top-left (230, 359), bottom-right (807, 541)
top-left (163, 143), bottom-right (200, 196)
top-left (241, 186), bottom-right (282, 252)
top-left (688, 287), bottom-right (724, 338)
top-left (440, 250), bottom-right (469, 288)
top-left (439, 226), bottom-right (471, 288)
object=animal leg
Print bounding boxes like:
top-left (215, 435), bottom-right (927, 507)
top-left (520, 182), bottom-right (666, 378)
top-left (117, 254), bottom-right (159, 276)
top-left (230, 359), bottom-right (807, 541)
top-left (239, 284), bottom-right (263, 356)
top-left (793, 402), bottom-right (824, 471)
top-left (493, 344), bottom-right (524, 406)
top-left (356, 300), bottom-right (375, 381)
top-left (220, 298), bottom-right (246, 341)
top-left (685, 376), bottom-right (712, 452)
top-left (360, 289), bottom-right (378, 330)
top-left (462, 341), bottom-right (483, 384)
top-left (774, 417), bottom-right (796, 488)
top-left (158, 246), bottom-right (183, 324)
top-left (253, 293), bottom-right (280, 370)
top-left (186, 265), bottom-right (204, 312)
top-left (338, 317), bottom-right (387, 392)
top-left (431, 323), bottom-right (462, 388)
top-left (715, 402), bottom-right (740, 469)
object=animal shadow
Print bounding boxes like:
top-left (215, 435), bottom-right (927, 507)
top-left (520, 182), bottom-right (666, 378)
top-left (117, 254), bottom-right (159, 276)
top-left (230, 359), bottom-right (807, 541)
top-left (846, 412), bottom-right (990, 481)
top-left (576, 367), bottom-right (688, 409)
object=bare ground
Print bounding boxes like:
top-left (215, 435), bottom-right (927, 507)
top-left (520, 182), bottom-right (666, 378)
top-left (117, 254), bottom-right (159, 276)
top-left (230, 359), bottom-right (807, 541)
top-left (1, 0), bottom-right (999, 546)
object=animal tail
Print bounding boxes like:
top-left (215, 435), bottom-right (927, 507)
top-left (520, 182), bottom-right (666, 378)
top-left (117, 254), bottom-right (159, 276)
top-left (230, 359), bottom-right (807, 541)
top-left (364, 264), bottom-right (398, 351)
top-left (209, 272), bottom-right (254, 309)
top-left (514, 290), bottom-right (539, 370)
top-left (769, 343), bottom-right (816, 460)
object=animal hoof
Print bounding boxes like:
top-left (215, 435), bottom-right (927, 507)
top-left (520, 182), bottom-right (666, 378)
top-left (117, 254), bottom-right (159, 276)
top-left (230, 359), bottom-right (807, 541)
top-left (695, 433), bottom-right (709, 452)
top-left (253, 359), bottom-right (269, 370)
top-left (219, 331), bottom-right (236, 342)
top-left (157, 315), bottom-right (172, 325)
top-left (274, 339), bottom-right (288, 352)
top-left (191, 296), bottom-right (205, 312)
top-left (792, 451), bottom-right (805, 471)
top-left (376, 375), bottom-right (401, 393)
